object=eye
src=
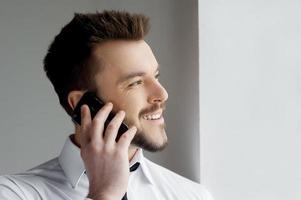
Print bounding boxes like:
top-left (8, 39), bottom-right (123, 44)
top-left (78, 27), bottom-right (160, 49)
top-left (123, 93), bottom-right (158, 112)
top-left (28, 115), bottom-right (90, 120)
top-left (128, 80), bottom-right (143, 87)
top-left (155, 73), bottom-right (160, 80)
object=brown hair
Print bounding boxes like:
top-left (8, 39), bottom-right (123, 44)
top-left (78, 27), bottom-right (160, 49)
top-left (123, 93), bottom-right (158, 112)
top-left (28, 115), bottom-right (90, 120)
top-left (43, 10), bottom-right (150, 116)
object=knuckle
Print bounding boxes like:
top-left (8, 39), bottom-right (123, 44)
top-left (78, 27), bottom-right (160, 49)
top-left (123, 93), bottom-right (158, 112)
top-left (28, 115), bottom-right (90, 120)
top-left (103, 144), bottom-right (113, 154)
top-left (88, 142), bottom-right (102, 153)
top-left (121, 132), bottom-right (130, 140)
top-left (92, 117), bottom-right (103, 125)
top-left (106, 123), bottom-right (117, 131)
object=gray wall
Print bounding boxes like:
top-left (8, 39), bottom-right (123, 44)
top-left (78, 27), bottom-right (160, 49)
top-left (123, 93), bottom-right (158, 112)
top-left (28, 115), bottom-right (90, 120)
top-left (199, 0), bottom-right (301, 199)
top-left (0, 0), bottom-right (200, 182)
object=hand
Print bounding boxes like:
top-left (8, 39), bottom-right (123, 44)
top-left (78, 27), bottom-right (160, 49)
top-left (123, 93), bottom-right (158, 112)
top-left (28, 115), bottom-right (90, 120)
top-left (79, 103), bottom-right (137, 200)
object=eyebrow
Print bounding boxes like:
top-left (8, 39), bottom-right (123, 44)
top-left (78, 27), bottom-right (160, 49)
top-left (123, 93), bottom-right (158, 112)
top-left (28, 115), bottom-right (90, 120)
top-left (116, 65), bottom-right (160, 85)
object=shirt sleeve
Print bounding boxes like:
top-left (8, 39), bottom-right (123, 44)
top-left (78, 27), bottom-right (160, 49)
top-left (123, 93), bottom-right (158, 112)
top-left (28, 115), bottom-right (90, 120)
top-left (0, 176), bottom-right (26, 200)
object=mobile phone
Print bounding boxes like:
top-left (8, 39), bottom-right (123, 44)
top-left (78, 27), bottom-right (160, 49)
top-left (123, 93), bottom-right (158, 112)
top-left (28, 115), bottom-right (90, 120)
top-left (72, 92), bottom-right (129, 141)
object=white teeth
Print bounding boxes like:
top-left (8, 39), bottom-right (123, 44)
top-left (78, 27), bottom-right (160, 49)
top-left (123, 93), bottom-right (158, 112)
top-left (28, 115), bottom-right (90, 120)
top-left (143, 113), bottom-right (161, 120)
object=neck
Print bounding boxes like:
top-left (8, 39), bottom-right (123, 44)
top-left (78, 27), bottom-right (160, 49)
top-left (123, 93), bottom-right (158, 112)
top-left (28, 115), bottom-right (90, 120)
top-left (72, 126), bottom-right (139, 161)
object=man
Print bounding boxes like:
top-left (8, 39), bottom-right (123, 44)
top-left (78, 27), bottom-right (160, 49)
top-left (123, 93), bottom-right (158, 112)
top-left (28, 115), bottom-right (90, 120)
top-left (0, 10), bottom-right (214, 200)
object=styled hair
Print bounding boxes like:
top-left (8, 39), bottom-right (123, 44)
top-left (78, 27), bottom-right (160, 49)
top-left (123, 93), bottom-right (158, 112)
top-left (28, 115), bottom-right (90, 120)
top-left (43, 10), bottom-right (150, 116)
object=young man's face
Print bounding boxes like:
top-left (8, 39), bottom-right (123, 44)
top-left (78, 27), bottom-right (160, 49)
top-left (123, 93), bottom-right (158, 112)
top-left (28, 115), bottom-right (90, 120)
top-left (91, 40), bottom-right (168, 152)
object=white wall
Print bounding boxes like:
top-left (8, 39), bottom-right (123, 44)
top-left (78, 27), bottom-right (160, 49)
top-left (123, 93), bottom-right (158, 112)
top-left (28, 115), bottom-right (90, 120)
top-left (0, 0), bottom-right (200, 183)
top-left (199, 0), bottom-right (301, 199)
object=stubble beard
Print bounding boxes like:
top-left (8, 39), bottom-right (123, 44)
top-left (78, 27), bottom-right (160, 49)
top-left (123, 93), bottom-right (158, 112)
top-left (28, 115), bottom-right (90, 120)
top-left (129, 102), bottom-right (168, 152)
top-left (131, 123), bottom-right (168, 152)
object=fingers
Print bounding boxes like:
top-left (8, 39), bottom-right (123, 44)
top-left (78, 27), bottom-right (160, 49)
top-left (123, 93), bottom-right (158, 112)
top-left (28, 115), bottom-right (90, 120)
top-left (103, 110), bottom-right (125, 145)
top-left (90, 103), bottom-right (113, 142)
top-left (80, 103), bottom-right (113, 145)
top-left (80, 105), bottom-right (91, 145)
top-left (81, 105), bottom-right (91, 131)
top-left (80, 102), bottom-right (136, 151)
top-left (118, 126), bottom-right (137, 150)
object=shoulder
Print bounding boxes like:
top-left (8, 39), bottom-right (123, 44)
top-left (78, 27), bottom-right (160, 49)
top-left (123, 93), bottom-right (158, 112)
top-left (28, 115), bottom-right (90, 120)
top-left (0, 175), bottom-right (26, 199)
top-left (10, 157), bottom-right (65, 186)
top-left (0, 157), bottom-right (66, 199)
top-left (143, 158), bottom-right (214, 200)
top-left (0, 174), bottom-right (39, 200)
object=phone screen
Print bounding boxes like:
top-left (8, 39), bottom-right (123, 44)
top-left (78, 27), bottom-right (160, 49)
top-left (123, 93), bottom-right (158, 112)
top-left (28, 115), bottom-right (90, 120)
top-left (72, 92), bottom-right (129, 141)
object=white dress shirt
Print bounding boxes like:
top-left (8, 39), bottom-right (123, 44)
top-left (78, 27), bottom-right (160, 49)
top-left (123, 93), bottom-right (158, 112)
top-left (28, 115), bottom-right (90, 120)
top-left (0, 136), bottom-right (214, 200)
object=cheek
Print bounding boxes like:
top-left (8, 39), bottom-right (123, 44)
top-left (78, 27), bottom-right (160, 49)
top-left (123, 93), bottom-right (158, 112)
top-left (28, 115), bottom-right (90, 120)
top-left (124, 97), bottom-right (143, 117)
top-left (120, 91), bottom-right (146, 119)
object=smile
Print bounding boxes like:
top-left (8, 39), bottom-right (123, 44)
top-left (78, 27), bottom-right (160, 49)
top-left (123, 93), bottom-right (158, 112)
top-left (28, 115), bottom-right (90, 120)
top-left (142, 111), bottom-right (163, 120)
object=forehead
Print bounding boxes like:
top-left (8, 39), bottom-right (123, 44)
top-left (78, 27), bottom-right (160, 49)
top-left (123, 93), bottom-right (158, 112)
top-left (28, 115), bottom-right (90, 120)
top-left (92, 40), bottom-right (158, 77)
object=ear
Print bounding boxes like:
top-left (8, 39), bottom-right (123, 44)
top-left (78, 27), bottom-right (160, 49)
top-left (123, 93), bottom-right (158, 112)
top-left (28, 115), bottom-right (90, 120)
top-left (68, 91), bottom-right (85, 110)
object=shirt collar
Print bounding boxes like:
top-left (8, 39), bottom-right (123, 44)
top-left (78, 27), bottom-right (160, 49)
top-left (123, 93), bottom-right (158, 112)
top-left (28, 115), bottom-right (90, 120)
top-left (58, 136), bottom-right (85, 188)
top-left (129, 148), bottom-right (155, 185)
top-left (133, 148), bottom-right (155, 185)
top-left (58, 136), bottom-right (154, 188)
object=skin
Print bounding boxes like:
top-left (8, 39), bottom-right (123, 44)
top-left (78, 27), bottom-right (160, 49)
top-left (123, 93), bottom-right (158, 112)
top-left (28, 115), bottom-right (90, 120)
top-left (67, 40), bottom-right (169, 200)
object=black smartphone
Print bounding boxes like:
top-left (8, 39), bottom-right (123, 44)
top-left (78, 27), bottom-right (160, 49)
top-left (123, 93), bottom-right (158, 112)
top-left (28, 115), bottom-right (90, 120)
top-left (72, 92), bottom-right (129, 141)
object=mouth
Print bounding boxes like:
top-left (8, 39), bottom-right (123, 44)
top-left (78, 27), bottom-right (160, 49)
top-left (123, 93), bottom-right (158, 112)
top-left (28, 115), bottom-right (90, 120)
top-left (142, 110), bottom-right (164, 124)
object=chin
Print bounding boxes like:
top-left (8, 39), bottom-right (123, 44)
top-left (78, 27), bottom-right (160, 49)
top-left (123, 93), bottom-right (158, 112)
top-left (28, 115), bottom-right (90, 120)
top-left (131, 129), bottom-right (168, 152)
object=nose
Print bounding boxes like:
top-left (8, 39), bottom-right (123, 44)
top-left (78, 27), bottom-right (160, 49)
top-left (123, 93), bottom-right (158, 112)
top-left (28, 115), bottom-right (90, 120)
top-left (147, 81), bottom-right (168, 104)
